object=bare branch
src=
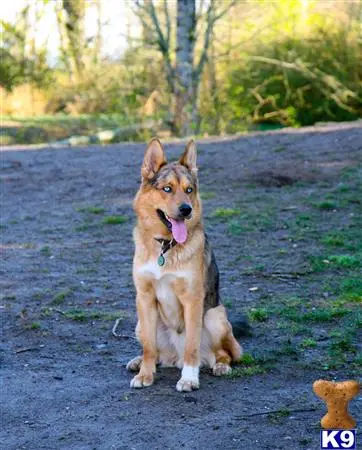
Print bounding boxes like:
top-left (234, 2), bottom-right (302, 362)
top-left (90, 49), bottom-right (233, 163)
top-left (133, 0), bottom-right (174, 92)
top-left (163, 0), bottom-right (171, 48)
top-left (194, 0), bottom-right (236, 85)
top-left (193, 0), bottom-right (214, 85)
top-left (213, 0), bottom-right (238, 22)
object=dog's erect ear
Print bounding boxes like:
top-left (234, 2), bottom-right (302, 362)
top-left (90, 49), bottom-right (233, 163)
top-left (179, 140), bottom-right (197, 173)
top-left (141, 138), bottom-right (167, 180)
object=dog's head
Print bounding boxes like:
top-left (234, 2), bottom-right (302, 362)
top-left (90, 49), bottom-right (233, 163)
top-left (134, 138), bottom-right (201, 243)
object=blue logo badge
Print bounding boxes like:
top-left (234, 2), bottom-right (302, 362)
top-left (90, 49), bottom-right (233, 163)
top-left (321, 430), bottom-right (356, 449)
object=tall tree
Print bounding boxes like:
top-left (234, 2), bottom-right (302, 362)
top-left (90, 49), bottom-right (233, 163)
top-left (174, 0), bottom-right (196, 136)
top-left (134, 0), bottom-right (236, 136)
top-left (58, 0), bottom-right (86, 81)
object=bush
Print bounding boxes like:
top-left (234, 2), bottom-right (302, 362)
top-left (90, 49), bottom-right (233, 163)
top-left (225, 24), bottom-right (361, 129)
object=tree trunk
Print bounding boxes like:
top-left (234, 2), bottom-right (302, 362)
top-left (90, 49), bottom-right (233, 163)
top-left (62, 0), bottom-right (86, 81)
top-left (93, 0), bottom-right (102, 64)
top-left (174, 0), bottom-right (196, 136)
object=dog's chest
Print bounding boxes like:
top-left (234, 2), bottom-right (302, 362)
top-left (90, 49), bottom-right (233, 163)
top-left (138, 261), bottom-right (189, 329)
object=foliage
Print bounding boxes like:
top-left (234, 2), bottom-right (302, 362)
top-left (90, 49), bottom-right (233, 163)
top-left (1, 0), bottom-right (362, 144)
top-left (0, 18), bottom-right (53, 91)
top-left (224, 21), bottom-right (361, 129)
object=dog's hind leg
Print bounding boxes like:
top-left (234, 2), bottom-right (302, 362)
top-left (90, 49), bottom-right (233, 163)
top-left (213, 349), bottom-right (232, 376)
top-left (204, 305), bottom-right (242, 376)
top-left (126, 355), bottom-right (142, 372)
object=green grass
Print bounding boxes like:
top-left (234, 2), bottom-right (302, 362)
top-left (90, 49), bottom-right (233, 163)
top-left (329, 337), bottom-right (357, 356)
top-left (223, 299), bottom-right (233, 308)
top-left (249, 308), bottom-right (269, 322)
top-left (228, 220), bottom-right (248, 235)
top-left (2, 114), bottom-right (137, 145)
top-left (78, 206), bottom-right (105, 214)
top-left (295, 214), bottom-right (312, 227)
top-left (335, 277), bottom-right (362, 303)
top-left (274, 146), bottom-right (287, 153)
top-left (277, 304), bottom-right (349, 323)
top-left (309, 254), bottom-right (361, 272)
top-left (200, 191), bottom-right (216, 200)
top-left (321, 233), bottom-right (345, 247)
top-left (268, 408), bottom-right (290, 424)
top-left (51, 288), bottom-right (74, 305)
top-left (328, 255), bottom-right (361, 268)
top-left (102, 215), bottom-right (128, 225)
top-left (212, 208), bottom-right (241, 219)
top-left (25, 322), bottom-right (41, 330)
top-left (40, 246), bottom-right (51, 256)
top-left (2, 294), bottom-right (16, 301)
top-left (227, 353), bottom-right (274, 378)
top-left (315, 200), bottom-right (337, 210)
top-left (299, 338), bottom-right (317, 349)
top-left (63, 309), bottom-right (124, 322)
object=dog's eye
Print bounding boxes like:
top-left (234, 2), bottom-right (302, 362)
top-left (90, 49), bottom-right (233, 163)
top-left (185, 187), bottom-right (193, 194)
top-left (163, 186), bottom-right (172, 193)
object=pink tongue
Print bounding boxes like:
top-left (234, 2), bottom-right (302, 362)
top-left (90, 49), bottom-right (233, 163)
top-left (169, 218), bottom-right (187, 243)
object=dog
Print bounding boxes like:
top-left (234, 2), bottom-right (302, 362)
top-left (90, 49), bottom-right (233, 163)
top-left (127, 138), bottom-right (242, 392)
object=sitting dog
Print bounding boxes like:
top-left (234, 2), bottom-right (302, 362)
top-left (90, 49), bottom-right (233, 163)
top-left (127, 139), bottom-right (242, 392)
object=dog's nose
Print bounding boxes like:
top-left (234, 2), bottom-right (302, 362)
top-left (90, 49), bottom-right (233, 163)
top-left (179, 203), bottom-right (192, 217)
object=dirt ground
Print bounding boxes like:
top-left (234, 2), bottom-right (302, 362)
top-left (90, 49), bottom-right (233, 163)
top-left (1, 122), bottom-right (361, 450)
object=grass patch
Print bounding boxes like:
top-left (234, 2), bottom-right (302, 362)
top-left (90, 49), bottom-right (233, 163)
top-left (228, 220), bottom-right (248, 235)
top-left (40, 246), bottom-right (51, 256)
top-left (295, 214), bottom-right (311, 227)
top-left (2, 294), bottom-right (16, 301)
top-left (212, 208), bottom-right (240, 219)
top-left (299, 338), bottom-right (317, 349)
top-left (249, 308), bottom-right (269, 322)
top-left (315, 200), bottom-right (337, 210)
top-left (278, 304), bottom-right (349, 323)
top-left (223, 299), bottom-right (233, 308)
top-left (25, 322), bottom-right (41, 330)
top-left (274, 146), bottom-right (287, 153)
top-left (78, 206), bottom-right (105, 214)
top-left (268, 408), bottom-right (290, 424)
top-left (335, 277), bottom-right (362, 303)
top-left (329, 337), bottom-right (357, 356)
top-left (51, 288), bottom-right (74, 305)
top-left (309, 254), bottom-right (361, 271)
top-left (102, 215), bottom-right (128, 225)
top-left (321, 234), bottom-right (345, 247)
top-left (328, 255), bottom-right (361, 268)
top-left (63, 309), bottom-right (124, 322)
top-left (200, 191), bottom-right (216, 200)
top-left (227, 353), bottom-right (273, 378)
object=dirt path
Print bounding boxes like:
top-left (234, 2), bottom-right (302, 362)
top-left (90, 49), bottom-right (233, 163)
top-left (1, 123), bottom-right (361, 450)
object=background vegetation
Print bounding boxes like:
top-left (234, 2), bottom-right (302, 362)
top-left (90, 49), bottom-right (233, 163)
top-left (1, 0), bottom-right (361, 144)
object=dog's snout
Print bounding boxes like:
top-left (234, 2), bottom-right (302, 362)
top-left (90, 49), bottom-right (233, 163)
top-left (179, 203), bottom-right (192, 217)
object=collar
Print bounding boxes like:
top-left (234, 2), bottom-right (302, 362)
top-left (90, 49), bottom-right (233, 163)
top-left (154, 237), bottom-right (177, 256)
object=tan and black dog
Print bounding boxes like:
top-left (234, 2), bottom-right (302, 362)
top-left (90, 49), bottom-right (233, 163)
top-left (127, 138), bottom-right (242, 392)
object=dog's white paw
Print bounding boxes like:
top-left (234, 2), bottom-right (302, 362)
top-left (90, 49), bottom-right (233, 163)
top-left (213, 362), bottom-right (232, 376)
top-left (126, 356), bottom-right (142, 372)
top-left (176, 377), bottom-right (200, 392)
top-left (130, 373), bottom-right (153, 389)
top-left (176, 365), bottom-right (200, 392)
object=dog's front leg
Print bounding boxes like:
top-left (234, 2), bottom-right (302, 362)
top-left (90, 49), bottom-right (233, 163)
top-left (130, 278), bottom-right (157, 388)
top-left (173, 279), bottom-right (203, 392)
